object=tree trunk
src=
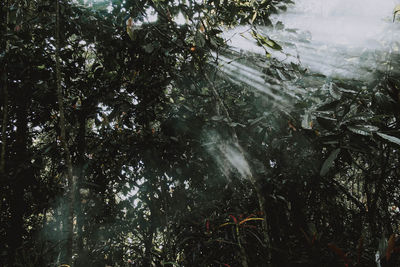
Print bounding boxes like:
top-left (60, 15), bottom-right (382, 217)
top-left (75, 111), bottom-right (86, 262)
top-left (1, 6), bottom-right (10, 261)
top-left (0, 73), bottom-right (8, 176)
top-left (7, 91), bottom-right (30, 263)
top-left (0, 0), bottom-right (10, 176)
top-left (143, 231), bottom-right (154, 266)
top-left (56, 0), bottom-right (76, 265)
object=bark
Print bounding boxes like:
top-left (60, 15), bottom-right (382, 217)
top-left (1, 0), bottom-right (10, 175)
top-left (238, 229), bottom-right (250, 267)
top-left (143, 230), bottom-right (154, 266)
top-left (144, 196), bottom-right (156, 266)
top-left (364, 173), bottom-right (378, 242)
top-left (7, 96), bottom-right (29, 263)
top-left (0, 78), bottom-right (8, 175)
top-left (75, 111), bottom-right (86, 259)
top-left (0, 7), bottom-right (10, 257)
top-left (56, 0), bottom-right (76, 264)
top-left (159, 177), bottom-right (173, 261)
top-left (3, 1), bottom-right (32, 261)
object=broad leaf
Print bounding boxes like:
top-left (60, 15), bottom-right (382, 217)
top-left (376, 132), bottom-right (400, 146)
top-left (251, 30), bottom-right (282, 51)
top-left (347, 125), bottom-right (379, 136)
top-left (320, 148), bottom-right (340, 176)
top-left (328, 82), bottom-right (342, 100)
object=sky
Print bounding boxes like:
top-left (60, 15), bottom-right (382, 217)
top-left (224, 0), bottom-right (400, 79)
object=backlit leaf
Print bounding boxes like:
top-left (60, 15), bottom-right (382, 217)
top-left (347, 125), bottom-right (378, 136)
top-left (376, 132), bottom-right (400, 146)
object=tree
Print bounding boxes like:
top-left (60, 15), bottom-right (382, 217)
top-left (1, 0), bottom-right (400, 266)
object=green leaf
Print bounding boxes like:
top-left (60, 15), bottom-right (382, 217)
top-left (228, 122), bottom-right (245, 127)
top-left (249, 116), bottom-right (265, 126)
top-left (376, 132), bottom-right (400, 146)
top-left (320, 134), bottom-right (340, 145)
top-left (143, 43), bottom-right (154, 53)
top-left (347, 125), bottom-right (379, 136)
top-left (211, 115), bottom-right (223, 121)
top-left (250, 11), bottom-right (258, 24)
top-left (275, 21), bottom-right (284, 30)
top-left (94, 67), bottom-right (103, 79)
top-left (328, 82), bottom-right (342, 100)
top-left (43, 145), bottom-right (53, 154)
top-left (316, 116), bottom-right (337, 131)
top-left (251, 30), bottom-right (282, 51)
top-left (209, 36), bottom-right (219, 48)
top-left (320, 148), bottom-right (340, 176)
top-left (316, 100), bottom-right (340, 111)
top-left (195, 32), bottom-right (206, 48)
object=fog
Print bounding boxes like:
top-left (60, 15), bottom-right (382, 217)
top-left (210, 0), bottom-right (400, 180)
top-left (223, 0), bottom-right (400, 80)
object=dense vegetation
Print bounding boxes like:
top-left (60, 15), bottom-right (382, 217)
top-left (1, 0), bottom-right (400, 266)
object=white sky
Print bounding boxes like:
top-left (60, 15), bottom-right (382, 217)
top-left (224, 0), bottom-right (400, 79)
top-left (282, 0), bottom-right (397, 46)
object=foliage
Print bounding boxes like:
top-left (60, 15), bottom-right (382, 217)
top-left (1, 0), bottom-right (400, 267)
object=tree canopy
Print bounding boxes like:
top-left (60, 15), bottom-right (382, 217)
top-left (1, 0), bottom-right (400, 266)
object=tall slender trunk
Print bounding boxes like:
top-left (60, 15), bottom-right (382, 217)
top-left (7, 96), bottom-right (29, 263)
top-left (160, 178), bottom-right (172, 261)
top-left (238, 228), bottom-right (250, 267)
top-left (253, 181), bottom-right (273, 264)
top-left (0, 75), bottom-right (8, 176)
top-left (144, 194), bottom-right (157, 266)
top-left (144, 230), bottom-right (154, 266)
top-left (3, 1), bottom-right (31, 262)
top-left (1, 0), bottom-right (10, 176)
top-left (75, 111), bottom-right (86, 260)
top-left (55, 0), bottom-right (76, 264)
top-left (0, 7), bottom-right (10, 257)
top-left (364, 173), bottom-right (378, 243)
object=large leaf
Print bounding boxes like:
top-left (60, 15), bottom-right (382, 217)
top-left (316, 100), bottom-right (340, 111)
top-left (195, 32), bottom-right (206, 48)
top-left (347, 125), bottom-right (379, 136)
top-left (376, 132), bottom-right (400, 146)
top-left (316, 116), bottom-right (337, 131)
top-left (251, 30), bottom-right (282, 51)
top-left (328, 82), bottom-right (342, 100)
top-left (320, 148), bottom-right (340, 176)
